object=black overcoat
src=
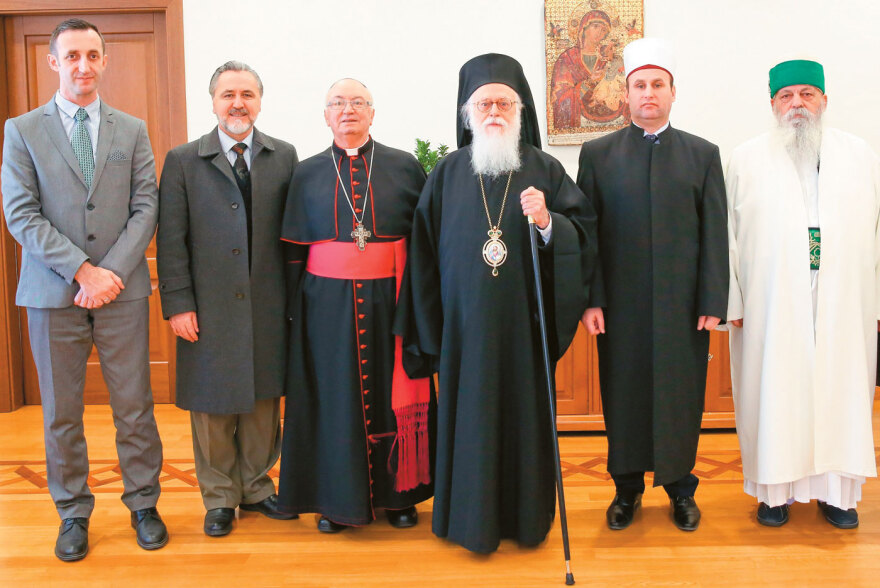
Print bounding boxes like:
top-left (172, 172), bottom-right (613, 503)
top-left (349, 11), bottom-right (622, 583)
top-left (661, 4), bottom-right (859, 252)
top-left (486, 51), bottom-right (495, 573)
top-left (157, 127), bottom-right (298, 414)
top-left (576, 123), bottom-right (728, 485)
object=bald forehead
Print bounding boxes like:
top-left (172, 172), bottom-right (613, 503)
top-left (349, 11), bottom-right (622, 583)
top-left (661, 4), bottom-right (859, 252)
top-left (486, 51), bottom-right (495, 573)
top-left (325, 78), bottom-right (373, 104)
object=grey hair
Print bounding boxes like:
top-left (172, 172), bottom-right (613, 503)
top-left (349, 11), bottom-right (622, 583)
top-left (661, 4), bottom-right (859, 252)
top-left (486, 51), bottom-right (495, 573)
top-left (325, 78), bottom-right (373, 107)
top-left (209, 61), bottom-right (264, 97)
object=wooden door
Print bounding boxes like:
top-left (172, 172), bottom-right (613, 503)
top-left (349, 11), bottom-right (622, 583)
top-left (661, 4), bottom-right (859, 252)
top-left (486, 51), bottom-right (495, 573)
top-left (1, 11), bottom-right (184, 404)
top-left (554, 326), bottom-right (735, 430)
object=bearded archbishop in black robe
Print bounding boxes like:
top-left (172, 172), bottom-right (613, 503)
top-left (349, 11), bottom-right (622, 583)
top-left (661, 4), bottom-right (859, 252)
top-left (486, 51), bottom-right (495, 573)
top-left (395, 54), bottom-right (598, 553)
top-left (277, 79), bottom-right (434, 530)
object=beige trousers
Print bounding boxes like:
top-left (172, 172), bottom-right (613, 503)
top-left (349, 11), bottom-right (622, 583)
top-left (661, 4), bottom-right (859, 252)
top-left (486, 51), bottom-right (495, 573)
top-left (190, 397), bottom-right (281, 510)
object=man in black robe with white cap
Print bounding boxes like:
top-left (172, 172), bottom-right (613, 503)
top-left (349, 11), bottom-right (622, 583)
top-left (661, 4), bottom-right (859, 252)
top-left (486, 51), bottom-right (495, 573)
top-left (577, 38), bottom-right (728, 532)
top-left (276, 78), bottom-right (434, 533)
top-left (395, 53), bottom-right (597, 553)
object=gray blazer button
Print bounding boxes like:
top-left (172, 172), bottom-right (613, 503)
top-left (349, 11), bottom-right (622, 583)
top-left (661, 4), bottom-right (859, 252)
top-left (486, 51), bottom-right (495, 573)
top-left (231, 202), bottom-right (239, 209)
top-left (86, 203), bottom-right (95, 210)
top-left (235, 293), bottom-right (245, 299)
top-left (87, 234), bottom-right (96, 241)
top-left (232, 248), bottom-right (241, 255)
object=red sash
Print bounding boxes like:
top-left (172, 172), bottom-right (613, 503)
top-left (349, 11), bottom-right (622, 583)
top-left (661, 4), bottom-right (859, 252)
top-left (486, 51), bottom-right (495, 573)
top-left (307, 240), bottom-right (431, 492)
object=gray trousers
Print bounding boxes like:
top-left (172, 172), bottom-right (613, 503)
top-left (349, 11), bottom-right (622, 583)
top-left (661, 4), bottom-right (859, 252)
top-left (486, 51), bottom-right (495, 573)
top-left (28, 298), bottom-right (163, 519)
top-left (190, 397), bottom-right (281, 510)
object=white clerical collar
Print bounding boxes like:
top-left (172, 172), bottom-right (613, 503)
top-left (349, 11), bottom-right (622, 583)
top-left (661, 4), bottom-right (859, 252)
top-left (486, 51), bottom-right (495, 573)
top-left (55, 91), bottom-right (101, 121)
top-left (337, 136), bottom-right (371, 157)
top-left (218, 127), bottom-right (254, 153)
top-left (632, 120), bottom-right (670, 136)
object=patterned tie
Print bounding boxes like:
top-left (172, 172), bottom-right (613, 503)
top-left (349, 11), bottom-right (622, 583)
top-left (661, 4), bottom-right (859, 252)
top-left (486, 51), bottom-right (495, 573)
top-left (644, 133), bottom-right (659, 145)
top-left (71, 108), bottom-right (95, 187)
top-left (230, 142), bottom-right (250, 193)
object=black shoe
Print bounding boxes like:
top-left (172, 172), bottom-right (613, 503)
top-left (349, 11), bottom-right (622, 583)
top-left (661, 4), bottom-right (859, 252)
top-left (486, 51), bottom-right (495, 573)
top-left (756, 502), bottom-right (790, 527)
top-left (606, 492), bottom-right (642, 530)
top-left (204, 507), bottom-right (236, 537)
top-left (239, 494), bottom-right (298, 520)
top-left (316, 515), bottom-right (347, 534)
top-left (670, 496), bottom-right (701, 531)
top-left (130, 507), bottom-right (169, 550)
top-left (818, 501), bottom-right (859, 529)
top-left (387, 506), bottom-right (418, 529)
top-left (55, 517), bottom-right (89, 562)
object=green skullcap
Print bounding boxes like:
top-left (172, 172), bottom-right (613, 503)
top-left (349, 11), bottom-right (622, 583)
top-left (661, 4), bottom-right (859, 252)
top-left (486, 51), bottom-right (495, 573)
top-left (769, 59), bottom-right (825, 97)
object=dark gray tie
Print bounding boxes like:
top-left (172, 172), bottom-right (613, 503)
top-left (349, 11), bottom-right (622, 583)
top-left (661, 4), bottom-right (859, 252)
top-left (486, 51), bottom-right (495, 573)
top-left (644, 133), bottom-right (659, 145)
top-left (71, 108), bottom-right (95, 187)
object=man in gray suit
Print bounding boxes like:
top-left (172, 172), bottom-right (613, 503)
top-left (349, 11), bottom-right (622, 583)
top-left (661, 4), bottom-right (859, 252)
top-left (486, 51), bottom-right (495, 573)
top-left (1, 19), bottom-right (166, 561)
top-left (157, 61), bottom-right (298, 537)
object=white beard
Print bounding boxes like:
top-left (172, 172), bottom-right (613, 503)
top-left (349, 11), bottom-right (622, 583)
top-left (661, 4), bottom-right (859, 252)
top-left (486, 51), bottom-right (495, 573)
top-left (465, 106), bottom-right (522, 178)
top-left (774, 105), bottom-right (823, 170)
top-left (217, 113), bottom-right (253, 137)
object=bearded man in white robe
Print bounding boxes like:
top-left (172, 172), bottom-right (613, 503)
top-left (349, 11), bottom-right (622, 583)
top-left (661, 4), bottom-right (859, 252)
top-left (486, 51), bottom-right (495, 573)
top-left (726, 59), bottom-right (879, 528)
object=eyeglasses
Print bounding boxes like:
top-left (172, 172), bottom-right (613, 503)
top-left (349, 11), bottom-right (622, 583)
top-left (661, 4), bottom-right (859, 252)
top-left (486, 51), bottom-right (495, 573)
top-left (472, 99), bottom-right (519, 113)
top-left (326, 98), bottom-right (372, 111)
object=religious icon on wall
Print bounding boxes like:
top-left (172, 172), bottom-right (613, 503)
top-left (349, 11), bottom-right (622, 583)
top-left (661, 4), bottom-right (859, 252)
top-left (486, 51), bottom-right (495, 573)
top-left (545, 0), bottom-right (644, 145)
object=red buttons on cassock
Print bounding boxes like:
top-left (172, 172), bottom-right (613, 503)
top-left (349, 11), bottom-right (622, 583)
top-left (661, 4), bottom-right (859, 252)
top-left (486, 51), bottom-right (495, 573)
top-left (362, 375), bottom-right (368, 380)
top-left (358, 314), bottom-right (365, 319)
top-left (361, 359), bottom-right (367, 364)
top-left (354, 207), bottom-right (362, 213)
top-left (352, 167), bottom-right (359, 172)
top-left (360, 344), bottom-right (367, 349)
top-left (357, 298), bottom-right (364, 303)
top-left (359, 329), bottom-right (366, 334)
top-left (356, 283), bottom-right (363, 288)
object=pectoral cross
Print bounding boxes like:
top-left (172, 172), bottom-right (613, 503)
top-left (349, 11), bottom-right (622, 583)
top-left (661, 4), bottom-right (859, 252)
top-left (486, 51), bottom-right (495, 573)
top-left (351, 222), bottom-right (371, 251)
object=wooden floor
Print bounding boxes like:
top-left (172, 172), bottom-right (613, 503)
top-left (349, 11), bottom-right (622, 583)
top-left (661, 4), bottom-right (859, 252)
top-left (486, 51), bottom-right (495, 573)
top-left (1, 404), bottom-right (879, 587)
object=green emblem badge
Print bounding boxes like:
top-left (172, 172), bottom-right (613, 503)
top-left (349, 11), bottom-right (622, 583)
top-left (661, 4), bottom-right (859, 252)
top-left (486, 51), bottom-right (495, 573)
top-left (809, 227), bottom-right (821, 270)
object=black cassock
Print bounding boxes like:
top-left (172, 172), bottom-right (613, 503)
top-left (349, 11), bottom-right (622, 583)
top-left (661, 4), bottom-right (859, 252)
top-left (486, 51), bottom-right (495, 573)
top-left (276, 139), bottom-right (434, 524)
top-left (576, 123), bottom-right (728, 486)
top-left (395, 144), bottom-right (596, 553)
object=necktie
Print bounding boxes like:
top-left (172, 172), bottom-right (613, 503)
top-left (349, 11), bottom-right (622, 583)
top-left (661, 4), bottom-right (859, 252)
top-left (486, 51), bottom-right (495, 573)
top-left (230, 142), bottom-right (251, 193)
top-left (644, 133), bottom-right (659, 145)
top-left (71, 108), bottom-right (95, 187)
top-left (230, 142), bottom-right (253, 269)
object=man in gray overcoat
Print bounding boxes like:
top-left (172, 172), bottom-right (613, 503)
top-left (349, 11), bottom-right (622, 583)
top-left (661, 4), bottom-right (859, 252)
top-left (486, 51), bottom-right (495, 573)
top-left (157, 61), bottom-right (299, 536)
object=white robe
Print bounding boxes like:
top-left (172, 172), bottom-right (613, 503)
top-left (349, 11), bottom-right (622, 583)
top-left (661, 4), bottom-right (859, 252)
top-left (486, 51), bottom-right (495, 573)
top-left (726, 127), bottom-right (879, 506)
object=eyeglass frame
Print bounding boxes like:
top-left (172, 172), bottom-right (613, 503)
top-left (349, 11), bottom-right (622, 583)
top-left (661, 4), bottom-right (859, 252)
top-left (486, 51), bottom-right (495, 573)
top-left (325, 98), bottom-right (373, 111)
top-left (470, 99), bottom-right (520, 113)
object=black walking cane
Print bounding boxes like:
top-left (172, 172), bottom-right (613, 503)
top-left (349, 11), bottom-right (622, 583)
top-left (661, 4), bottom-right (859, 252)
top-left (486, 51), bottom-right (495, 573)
top-left (527, 215), bottom-right (575, 585)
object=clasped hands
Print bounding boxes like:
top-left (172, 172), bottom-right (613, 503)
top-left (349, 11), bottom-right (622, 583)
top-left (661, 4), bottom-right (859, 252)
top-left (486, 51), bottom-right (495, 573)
top-left (73, 261), bottom-right (124, 309)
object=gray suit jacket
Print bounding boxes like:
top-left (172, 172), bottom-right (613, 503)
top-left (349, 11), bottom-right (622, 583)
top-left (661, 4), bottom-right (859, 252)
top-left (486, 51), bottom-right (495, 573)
top-left (1, 97), bottom-right (158, 308)
top-left (157, 127), bottom-right (298, 414)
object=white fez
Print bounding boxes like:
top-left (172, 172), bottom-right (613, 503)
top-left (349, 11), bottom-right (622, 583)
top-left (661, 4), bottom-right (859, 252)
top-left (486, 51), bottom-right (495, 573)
top-left (623, 37), bottom-right (676, 80)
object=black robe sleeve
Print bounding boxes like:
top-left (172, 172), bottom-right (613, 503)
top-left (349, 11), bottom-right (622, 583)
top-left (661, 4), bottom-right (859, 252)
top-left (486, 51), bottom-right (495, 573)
top-left (542, 155), bottom-right (598, 359)
top-left (575, 141), bottom-right (606, 308)
top-left (697, 146), bottom-right (729, 319)
top-left (394, 165), bottom-right (444, 378)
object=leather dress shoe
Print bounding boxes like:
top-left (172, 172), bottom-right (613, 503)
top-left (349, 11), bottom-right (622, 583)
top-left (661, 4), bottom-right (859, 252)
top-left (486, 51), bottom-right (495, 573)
top-left (204, 507), bottom-right (236, 537)
top-left (55, 517), bottom-right (89, 562)
top-left (670, 496), bottom-right (701, 531)
top-left (818, 501), bottom-right (859, 529)
top-left (606, 492), bottom-right (642, 530)
top-left (386, 506), bottom-right (418, 528)
top-left (316, 515), bottom-right (347, 533)
top-left (239, 494), bottom-right (298, 520)
top-left (757, 502), bottom-right (790, 527)
top-left (131, 507), bottom-right (169, 550)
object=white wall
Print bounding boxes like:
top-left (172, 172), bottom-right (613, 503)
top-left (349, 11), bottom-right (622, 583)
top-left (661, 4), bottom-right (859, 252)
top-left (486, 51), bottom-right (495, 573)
top-left (181, 0), bottom-right (880, 176)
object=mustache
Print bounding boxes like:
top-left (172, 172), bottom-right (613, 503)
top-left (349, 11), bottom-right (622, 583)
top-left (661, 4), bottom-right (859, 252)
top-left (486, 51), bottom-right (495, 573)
top-left (228, 107), bottom-right (250, 116)
top-left (482, 115), bottom-right (508, 128)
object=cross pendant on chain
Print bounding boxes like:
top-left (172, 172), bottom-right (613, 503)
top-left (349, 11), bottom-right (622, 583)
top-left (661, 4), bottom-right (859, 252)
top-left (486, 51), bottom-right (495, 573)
top-left (351, 222), bottom-right (371, 251)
